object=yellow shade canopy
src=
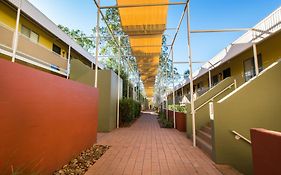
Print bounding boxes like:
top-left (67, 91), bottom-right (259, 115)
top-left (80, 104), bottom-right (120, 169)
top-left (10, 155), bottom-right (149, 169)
top-left (117, 0), bottom-right (168, 97)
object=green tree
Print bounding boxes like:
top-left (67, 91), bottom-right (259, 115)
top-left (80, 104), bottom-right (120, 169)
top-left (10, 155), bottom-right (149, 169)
top-left (58, 25), bottom-right (94, 52)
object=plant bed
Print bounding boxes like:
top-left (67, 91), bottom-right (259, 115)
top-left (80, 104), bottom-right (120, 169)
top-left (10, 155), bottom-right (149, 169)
top-left (157, 112), bottom-right (173, 128)
top-left (53, 145), bottom-right (110, 175)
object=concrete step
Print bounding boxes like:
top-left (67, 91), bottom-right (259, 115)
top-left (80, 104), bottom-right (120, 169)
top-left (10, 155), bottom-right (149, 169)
top-left (197, 130), bottom-right (212, 145)
top-left (201, 125), bottom-right (212, 135)
top-left (196, 136), bottom-right (212, 158)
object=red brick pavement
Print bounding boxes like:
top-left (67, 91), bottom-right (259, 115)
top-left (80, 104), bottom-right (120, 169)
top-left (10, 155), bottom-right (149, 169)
top-left (85, 112), bottom-right (222, 175)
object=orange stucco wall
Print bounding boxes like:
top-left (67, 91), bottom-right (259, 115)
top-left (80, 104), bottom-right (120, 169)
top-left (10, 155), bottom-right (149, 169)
top-left (0, 59), bottom-right (99, 174)
top-left (251, 128), bottom-right (281, 175)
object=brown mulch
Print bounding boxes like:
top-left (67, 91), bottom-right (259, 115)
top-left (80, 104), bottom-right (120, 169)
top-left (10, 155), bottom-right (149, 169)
top-left (53, 145), bottom-right (110, 175)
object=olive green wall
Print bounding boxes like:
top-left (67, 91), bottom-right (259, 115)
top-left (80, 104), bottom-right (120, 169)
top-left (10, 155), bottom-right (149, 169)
top-left (69, 59), bottom-right (122, 132)
top-left (213, 60), bottom-right (281, 175)
top-left (186, 77), bottom-right (236, 137)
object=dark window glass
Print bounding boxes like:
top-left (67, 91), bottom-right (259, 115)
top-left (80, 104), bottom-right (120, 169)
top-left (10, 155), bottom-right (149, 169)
top-left (223, 68), bottom-right (231, 79)
top-left (52, 44), bottom-right (61, 55)
top-left (212, 75), bottom-right (219, 86)
top-left (244, 54), bottom-right (263, 82)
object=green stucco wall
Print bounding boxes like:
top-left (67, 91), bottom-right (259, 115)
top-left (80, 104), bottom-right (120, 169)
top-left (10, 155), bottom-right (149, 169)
top-left (213, 60), bottom-right (281, 175)
top-left (69, 59), bottom-right (122, 132)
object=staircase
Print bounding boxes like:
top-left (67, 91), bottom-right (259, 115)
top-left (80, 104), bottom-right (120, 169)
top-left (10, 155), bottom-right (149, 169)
top-left (196, 122), bottom-right (212, 158)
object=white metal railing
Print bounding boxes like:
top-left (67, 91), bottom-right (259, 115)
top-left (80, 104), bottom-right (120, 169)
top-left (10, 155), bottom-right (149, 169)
top-left (194, 80), bottom-right (237, 113)
top-left (232, 130), bottom-right (252, 144)
top-left (0, 22), bottom-right (68, 76)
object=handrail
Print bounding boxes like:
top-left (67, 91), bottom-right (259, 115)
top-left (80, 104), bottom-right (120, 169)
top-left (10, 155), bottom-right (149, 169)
top-left (194, 80), bottom-right (236, 113)
top-left (232, 130), bottom-right (251, 144)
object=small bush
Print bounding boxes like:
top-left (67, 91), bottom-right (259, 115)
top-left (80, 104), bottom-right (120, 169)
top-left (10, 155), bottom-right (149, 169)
top-left (157, 112), bottom-right (173, 128)
top-left (168, 104), bottom-right (187, 113)
top-left (119, 98), bottom-right (141, 124)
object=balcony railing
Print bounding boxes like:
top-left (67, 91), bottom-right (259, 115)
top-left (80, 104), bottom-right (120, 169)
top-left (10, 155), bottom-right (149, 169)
top-left (0, 22), bottom-right (68, 76)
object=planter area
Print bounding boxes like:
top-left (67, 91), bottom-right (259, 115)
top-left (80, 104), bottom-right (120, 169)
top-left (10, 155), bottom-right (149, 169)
top-left (53, 145), bottom-right (110, 175)
top-left (161, 109), bottom-right (186, 132)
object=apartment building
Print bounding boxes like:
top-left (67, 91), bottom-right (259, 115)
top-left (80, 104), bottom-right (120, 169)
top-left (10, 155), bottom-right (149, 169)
top-left (0, 0), bottom-right (103, 77)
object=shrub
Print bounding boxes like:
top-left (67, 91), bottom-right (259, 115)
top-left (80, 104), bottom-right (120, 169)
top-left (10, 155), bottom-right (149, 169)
top-left (157, 112), bottom-right (173, 128)
top-left (119, 98), bottom-right (142, 124)
top-left (168, 104), bottom-right (187, 113)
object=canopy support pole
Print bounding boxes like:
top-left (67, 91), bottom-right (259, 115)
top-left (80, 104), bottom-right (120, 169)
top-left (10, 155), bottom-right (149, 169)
top-left (117, 36), bottom-right (121, 129)
top-left (187, 3), bottom-right (196, 147)
top-left (172, 48), bottom-right (176, 129)
top-left (94, 0), bottom-right (100, 88)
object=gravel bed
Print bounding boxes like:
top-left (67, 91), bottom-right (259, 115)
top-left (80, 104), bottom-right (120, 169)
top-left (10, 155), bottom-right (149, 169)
top-left (53, 145), bottom-right (110, 175)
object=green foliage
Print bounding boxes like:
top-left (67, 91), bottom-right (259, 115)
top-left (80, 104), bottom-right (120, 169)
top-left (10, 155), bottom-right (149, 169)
top-left (58, 25), bottom-right (94, 52)
top-left (119, 99), bottom-right (141, 124)
top-left (157, 111), bottom-right (173, 128)
top-left (168, 104), bottom-right (187, 113)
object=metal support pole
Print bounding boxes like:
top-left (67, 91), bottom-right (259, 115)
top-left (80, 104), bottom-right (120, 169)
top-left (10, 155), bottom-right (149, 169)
top-left (252, 30), bottom-right (259, 76)
top-left (208, 70), bottom-right (212, 89)
top-left (165, 57), bottom-right (169, 119)
top-left (187, 3), bottom-right (196, 147)
top-left (94, 0), bottom-right (100, 88)
top-left (117, 36), bottom-right (121, 129)
top-left (172, 48), bottom-right (176, 129)
top-left (12, 1), bottom-right (22, 63)
top-left (67, 46), bottom-right (71, 79)
top-left (127, 66), bottom-right (130, 99)
top-left (253, 43), bottom-right (259, 76)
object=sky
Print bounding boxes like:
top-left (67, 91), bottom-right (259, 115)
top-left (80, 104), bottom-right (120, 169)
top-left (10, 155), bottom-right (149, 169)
top-left (28, 0), bottom-right (281, 84)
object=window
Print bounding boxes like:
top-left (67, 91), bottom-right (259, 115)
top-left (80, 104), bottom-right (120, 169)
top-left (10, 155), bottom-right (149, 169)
top-left (21, 25), bottom-right (39, 43)
top-left (244, 54), bottom-right (263, 82)
top-left (212, 75), bottom-right (219, 86)
top-left (223, 68), bottom-right (231, 79)
top-left (52, 44), bottom-right (61, 55)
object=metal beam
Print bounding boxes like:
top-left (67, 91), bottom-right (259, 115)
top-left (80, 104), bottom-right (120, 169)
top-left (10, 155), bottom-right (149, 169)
top-left (173, 61), bottom-right (205, 64)
top-left (100, 2), bottom-right (186, 9)
top-left (191, 28), bottom-right (252, 33)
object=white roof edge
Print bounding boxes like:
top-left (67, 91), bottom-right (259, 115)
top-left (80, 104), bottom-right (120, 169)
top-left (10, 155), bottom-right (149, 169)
top-left (172, 6), bottom-right (281, 93)
top-left (8, 0), bottom-right (104, 69)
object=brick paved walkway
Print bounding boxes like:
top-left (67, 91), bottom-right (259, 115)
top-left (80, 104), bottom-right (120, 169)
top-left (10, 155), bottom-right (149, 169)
top-left (85, 112), bottom-right (222, 175)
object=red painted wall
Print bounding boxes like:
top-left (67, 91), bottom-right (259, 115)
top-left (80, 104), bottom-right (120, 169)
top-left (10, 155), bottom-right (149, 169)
top-left (0, 59), bottom-right (99, 174)
top-left (251, 128), bottom-right (281, 175)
